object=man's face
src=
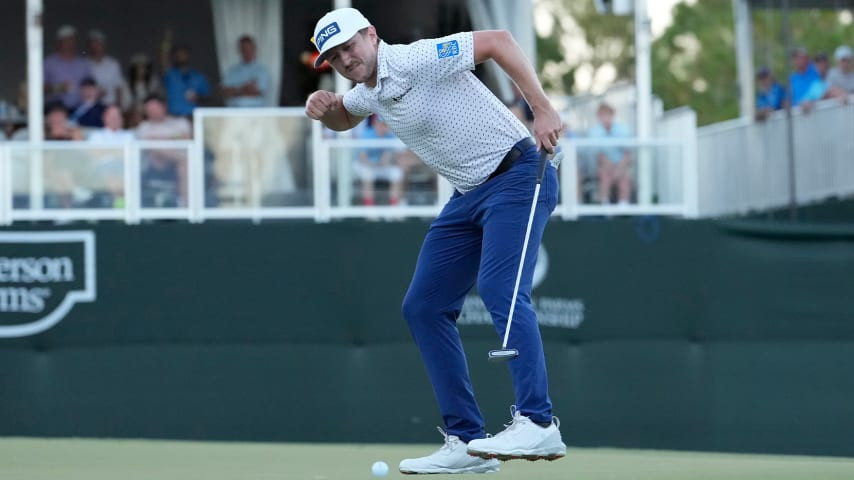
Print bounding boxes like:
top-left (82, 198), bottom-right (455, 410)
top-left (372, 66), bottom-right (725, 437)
top-left (144, 100), bottom-right (166, 121)
top-left (103, 106), bottom-right (123, 130)
top-left (815, 59), bottom-right (829, 76)
top-left (239, 40), bottom-right (256, 63)
top-left (758, 74), bottom-right (772, 89)
top-left (793, 53), bottom-right (809, 72)
top-left (841, 57), bottom-right (852, 73)
top-left (89, 38), bottom-right (105, 57)
top-left (46, 110), bottom-right (67, 131)
top-left (80, 84), bottom-right (98, 102)
top-left (172, 49), bottom-right (190, 68)
top-left (325, 28), bottom-right (378, 84)
top-left (58, 37), bottom-right (76, 55)
top-left (597, 109), bottom-right (614, 128)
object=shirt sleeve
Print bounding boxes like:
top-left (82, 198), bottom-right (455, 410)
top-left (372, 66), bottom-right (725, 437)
top-left (392, 32), bottom-right (475, 82)
top-left (343, 87), bottom-right (372, 117)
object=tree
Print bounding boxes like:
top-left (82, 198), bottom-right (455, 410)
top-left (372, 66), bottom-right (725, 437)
top-left (652, 0), bottom-right (740, 125)
top-left (537, 0), bottom-right (854, 126)
top-left (653, 1), bottom-right (854, 125)
top-left (535, 0), bottom-right (634, 94)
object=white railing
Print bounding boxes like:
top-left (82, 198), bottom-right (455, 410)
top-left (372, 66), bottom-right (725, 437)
top-left (697, 97), bottom-right (854, 217)
top-left (0, 107), bottom-right (697, 225)
top-left (0, 140), bottom-right (195, 225)
top-left (558, 137), bottom-right (695, 219)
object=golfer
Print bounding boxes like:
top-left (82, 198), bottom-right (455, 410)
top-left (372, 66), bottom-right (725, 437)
top-left (305, 8), bottom-right (566, 474)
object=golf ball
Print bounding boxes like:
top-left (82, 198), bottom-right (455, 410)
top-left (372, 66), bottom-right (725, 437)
top-left (371, 461), bottom-right (389, 477)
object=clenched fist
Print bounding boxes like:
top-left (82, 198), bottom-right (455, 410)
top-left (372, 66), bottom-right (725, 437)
top-left (305, 90), bottom-right (341, 120)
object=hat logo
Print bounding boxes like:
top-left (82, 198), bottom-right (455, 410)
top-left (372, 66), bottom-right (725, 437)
top-left (316, 22), bottom-right (340, 50)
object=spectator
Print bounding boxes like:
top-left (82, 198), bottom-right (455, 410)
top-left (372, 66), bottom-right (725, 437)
top-left (44, 102), bottom-right (83, 140)
top-left (789, 47), bottom-right (824, 110)
top-left (755, 67), bottom-right (786, 121)
top-left (163, 45), bottom-right (210, 116)
top-left (88, 105), bottom-right (133, 207)
top-left (69, 77), bottom-right (107, 128)
top-left (88, 105), bottom-right (135, 143)
top-left (86, 29), bottom-right (129, 108)
top-left (826, 45), bottom-right (854, 97)
top-left (44, 25), bottom-right (91, 109)
top-left (221, 35), bottom-right (272, 107)
top-left (355, 115), bottom-right (404, 206)
top-left (127, 53), bottom-right (162, 127)
top-left (588, 103), bottom-right (632, 205)
top-left (136, 94), bottom-right (192, 140)
top-left (136, 93), bottom-right (191, 207)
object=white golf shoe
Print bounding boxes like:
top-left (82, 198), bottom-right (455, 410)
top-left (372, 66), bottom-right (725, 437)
top-left (399, 427), bottom-right (500, 474)
top-left (467, 406), bottom-right (566, 461)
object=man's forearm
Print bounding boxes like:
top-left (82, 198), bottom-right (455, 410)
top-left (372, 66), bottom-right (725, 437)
top-left (320, 107), bottom-right (355, 131)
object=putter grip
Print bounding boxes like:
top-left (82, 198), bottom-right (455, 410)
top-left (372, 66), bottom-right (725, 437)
top-left (536, 149), bottom-right (550, 184)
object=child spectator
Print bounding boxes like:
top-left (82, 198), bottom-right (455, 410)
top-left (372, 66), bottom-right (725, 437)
top-left (756, 67), bottom-right (786, 121)
top-left (70, 77), bottom-right (107, 128)
top-left (589, 103), bottom-right (633, 205)
top-left (355, 115), bottom-right (404, 206)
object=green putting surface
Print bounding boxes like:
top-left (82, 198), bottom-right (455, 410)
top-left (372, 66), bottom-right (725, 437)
top-left (2, 438), bottom-right (854, 480)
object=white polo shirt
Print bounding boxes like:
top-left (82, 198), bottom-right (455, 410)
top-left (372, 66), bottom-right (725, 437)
top-left (343, 32), bottom-right (530, 193)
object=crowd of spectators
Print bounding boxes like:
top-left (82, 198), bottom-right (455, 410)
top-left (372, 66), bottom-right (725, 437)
top-left (0, 24), bottom-right (277, 209)
top-left (0, 24), bottom-right (273, 142)
top-left (756, 44), bottom-right (854, 120)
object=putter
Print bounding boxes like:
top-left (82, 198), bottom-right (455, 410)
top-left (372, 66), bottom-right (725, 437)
top-left (488, 147), bottom-right (561, 362)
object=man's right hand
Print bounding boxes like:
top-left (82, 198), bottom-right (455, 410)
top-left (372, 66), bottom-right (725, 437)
top-left (305, 90), bottom-right (340, 120)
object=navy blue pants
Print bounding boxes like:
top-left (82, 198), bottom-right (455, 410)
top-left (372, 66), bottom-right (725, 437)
top-left (402, 142), bottom-right (559, 443)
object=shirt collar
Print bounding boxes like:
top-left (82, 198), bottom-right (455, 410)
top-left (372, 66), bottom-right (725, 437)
top-left (374, 41), bottom-right (390, 86)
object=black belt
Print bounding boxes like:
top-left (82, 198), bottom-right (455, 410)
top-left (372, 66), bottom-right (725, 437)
top-left (487, 137), bottom-right (536, 181)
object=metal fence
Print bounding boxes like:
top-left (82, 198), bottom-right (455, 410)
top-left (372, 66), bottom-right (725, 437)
top-left (0, 107), bottom-right (696, 224)
top-left (697, 97), bottom-right (854, 217)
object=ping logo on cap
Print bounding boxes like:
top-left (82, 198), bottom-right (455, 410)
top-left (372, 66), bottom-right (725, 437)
top-left (436, 40), bottom-right (459, 59)
top-left (316, 22), bottom-right (340, 50)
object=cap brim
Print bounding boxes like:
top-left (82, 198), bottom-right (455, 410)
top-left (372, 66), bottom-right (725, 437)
top-left (314, 53), bottom-right (328, 69)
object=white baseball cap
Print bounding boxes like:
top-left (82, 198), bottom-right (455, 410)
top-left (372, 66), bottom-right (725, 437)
top-left (311, 7), bottom-right (371, 68)
top-left (835, 45), bottom-right (852, 61)
top-left (56, 25), bottom-right (76, 39)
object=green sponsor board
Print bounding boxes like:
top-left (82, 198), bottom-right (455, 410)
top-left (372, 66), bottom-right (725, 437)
top-left (0, 219), bottom-right (852, 456)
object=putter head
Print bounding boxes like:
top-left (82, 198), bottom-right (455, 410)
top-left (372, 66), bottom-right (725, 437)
top-left (488, 348), bottom-right (520, 362)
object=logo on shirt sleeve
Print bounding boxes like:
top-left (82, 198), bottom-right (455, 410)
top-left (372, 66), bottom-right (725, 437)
top-left (436, 40), bottom-right (460, 59)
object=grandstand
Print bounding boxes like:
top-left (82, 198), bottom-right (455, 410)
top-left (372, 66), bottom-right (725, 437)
top-left (1, 1), bottom-right (853, 479)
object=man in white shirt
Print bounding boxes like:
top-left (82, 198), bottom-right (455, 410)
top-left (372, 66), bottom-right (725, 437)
top-left (827, 45), bottom-right (854, 97)
top-left (306, 8), bottom-right (565, 475)
top-left (221, 35), bottom-right (272, 107)
top-left (87, 30), bottom-right (129, 108)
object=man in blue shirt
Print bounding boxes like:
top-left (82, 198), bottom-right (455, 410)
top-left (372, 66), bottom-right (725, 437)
top-left (222, 36), bottom-right (272, 107)
top-left (588, 103), bottom-right (633, 204)
top-left (756, 67), bottom-right (786, 121)
top-left (789, 47), bottom-right (821, 107)
top-left (163, 45), bottom-right (210, 116)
